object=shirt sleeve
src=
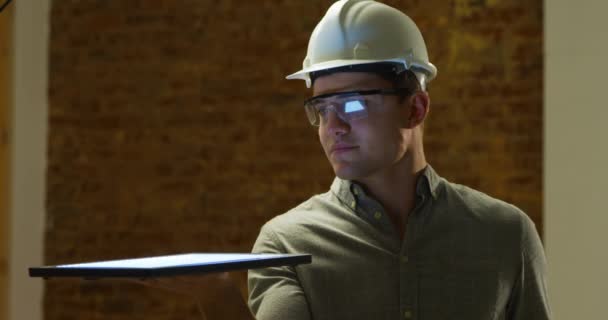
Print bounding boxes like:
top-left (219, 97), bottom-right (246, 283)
top-left (506, 214), bottom-right (552, 319)
top-left (247, 224), bottom-right (312, 320)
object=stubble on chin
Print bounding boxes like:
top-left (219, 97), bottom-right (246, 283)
top-left (331, 160), bottom-right (359, 181)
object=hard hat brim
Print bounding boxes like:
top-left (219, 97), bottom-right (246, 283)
top-left (286, 59), bottom-right (401, 88)
top-left (286, 58), bottom-right (436, 88)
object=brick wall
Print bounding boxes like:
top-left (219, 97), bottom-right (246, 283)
top-left (46, 0), bottom-right (542, 319)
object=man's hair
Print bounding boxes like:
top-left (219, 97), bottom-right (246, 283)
top-left (310, 62), bottom-right (422, 99)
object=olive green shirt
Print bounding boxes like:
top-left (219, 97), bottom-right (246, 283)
top-left (248, 166), bottom-right (550, 320)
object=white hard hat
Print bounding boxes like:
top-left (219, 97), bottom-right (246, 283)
top-left (286, 0), bottom-right (437, 89)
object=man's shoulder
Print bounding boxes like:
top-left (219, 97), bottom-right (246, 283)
top-left (440, 179), bottom-right (529, 226)
top-left (437, 179), bottom-right (541, 255)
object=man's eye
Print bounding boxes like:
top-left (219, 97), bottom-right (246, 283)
top-left (317, 106), bottom-right (330, 116)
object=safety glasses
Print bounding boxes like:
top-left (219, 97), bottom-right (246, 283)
top-left (303, 88), bottom-right (411, 126)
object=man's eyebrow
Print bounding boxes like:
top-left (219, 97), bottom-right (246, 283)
top-left (312, 79), bottom-right (379, 96)
top-left (309, 90), bottom-right (361, 100)
top-left (311, 88), bottom-right (376, 102)
top-left (312, 84), bottom-right (382, 98)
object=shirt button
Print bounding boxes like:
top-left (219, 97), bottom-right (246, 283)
top-left (403, 310), bottom-right (412, 319)
top-left (350, 201), bottom-right (356, 209)
top-left (373, 211), bottom-right (382, 219)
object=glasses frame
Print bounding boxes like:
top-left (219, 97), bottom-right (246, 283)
top-left (303, 88), bottom-right (413, 126)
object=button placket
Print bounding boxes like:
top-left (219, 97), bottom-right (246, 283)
top-left (399, 191), bottom-right (425, 320)
top-left (403, 310), bottom-right (413, 319)
top-left (373, 211), bottom-right (382, 220)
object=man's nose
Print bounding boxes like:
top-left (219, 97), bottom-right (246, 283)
top-left (325, 110), bottom-right (350, 136)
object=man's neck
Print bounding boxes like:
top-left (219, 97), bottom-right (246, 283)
top-left (356, 150), bottom-right (427, 230)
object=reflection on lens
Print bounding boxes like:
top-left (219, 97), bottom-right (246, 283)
top-left (344, 100), bottom-right (365, 114)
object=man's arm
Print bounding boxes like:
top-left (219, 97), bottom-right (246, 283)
top-left (248, 224), bottom-right (312, 320)
top-left (506, 215), bottom-right (551, 319)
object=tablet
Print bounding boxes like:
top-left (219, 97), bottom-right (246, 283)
top-left (29, 253), bottom-right (312, 279)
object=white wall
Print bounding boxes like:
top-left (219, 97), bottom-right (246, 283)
top-left (8, 0), bottom-right (49, 319)
top-left (545, 0), bottom-right (608, 319)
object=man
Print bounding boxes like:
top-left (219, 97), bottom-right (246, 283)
top-left (246, 0), bottom-right (550, 319)
top-left (143, 1), bottom-right (549, 319)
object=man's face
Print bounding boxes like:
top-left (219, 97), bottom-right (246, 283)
top-left (312, 72), bottom-right (413, 181)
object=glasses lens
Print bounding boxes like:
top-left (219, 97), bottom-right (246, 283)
top-left (304, 92), bottom-right (378, 126)
top-left (304, 102), bottom-right (320, 126)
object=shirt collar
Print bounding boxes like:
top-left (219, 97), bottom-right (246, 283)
top-left (418, 165), bottom-right (440, 200)
top-left (330, 165), bottom-right (441, 208)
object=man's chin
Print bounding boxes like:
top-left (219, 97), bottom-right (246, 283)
top-left (332, 165), bottom-right (361, 181)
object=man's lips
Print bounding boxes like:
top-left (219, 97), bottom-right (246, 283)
top-left (330, 144), bottom-right (358, 154)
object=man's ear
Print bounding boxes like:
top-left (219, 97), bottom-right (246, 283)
top-left (407, 91), bottom-right (430, 128)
